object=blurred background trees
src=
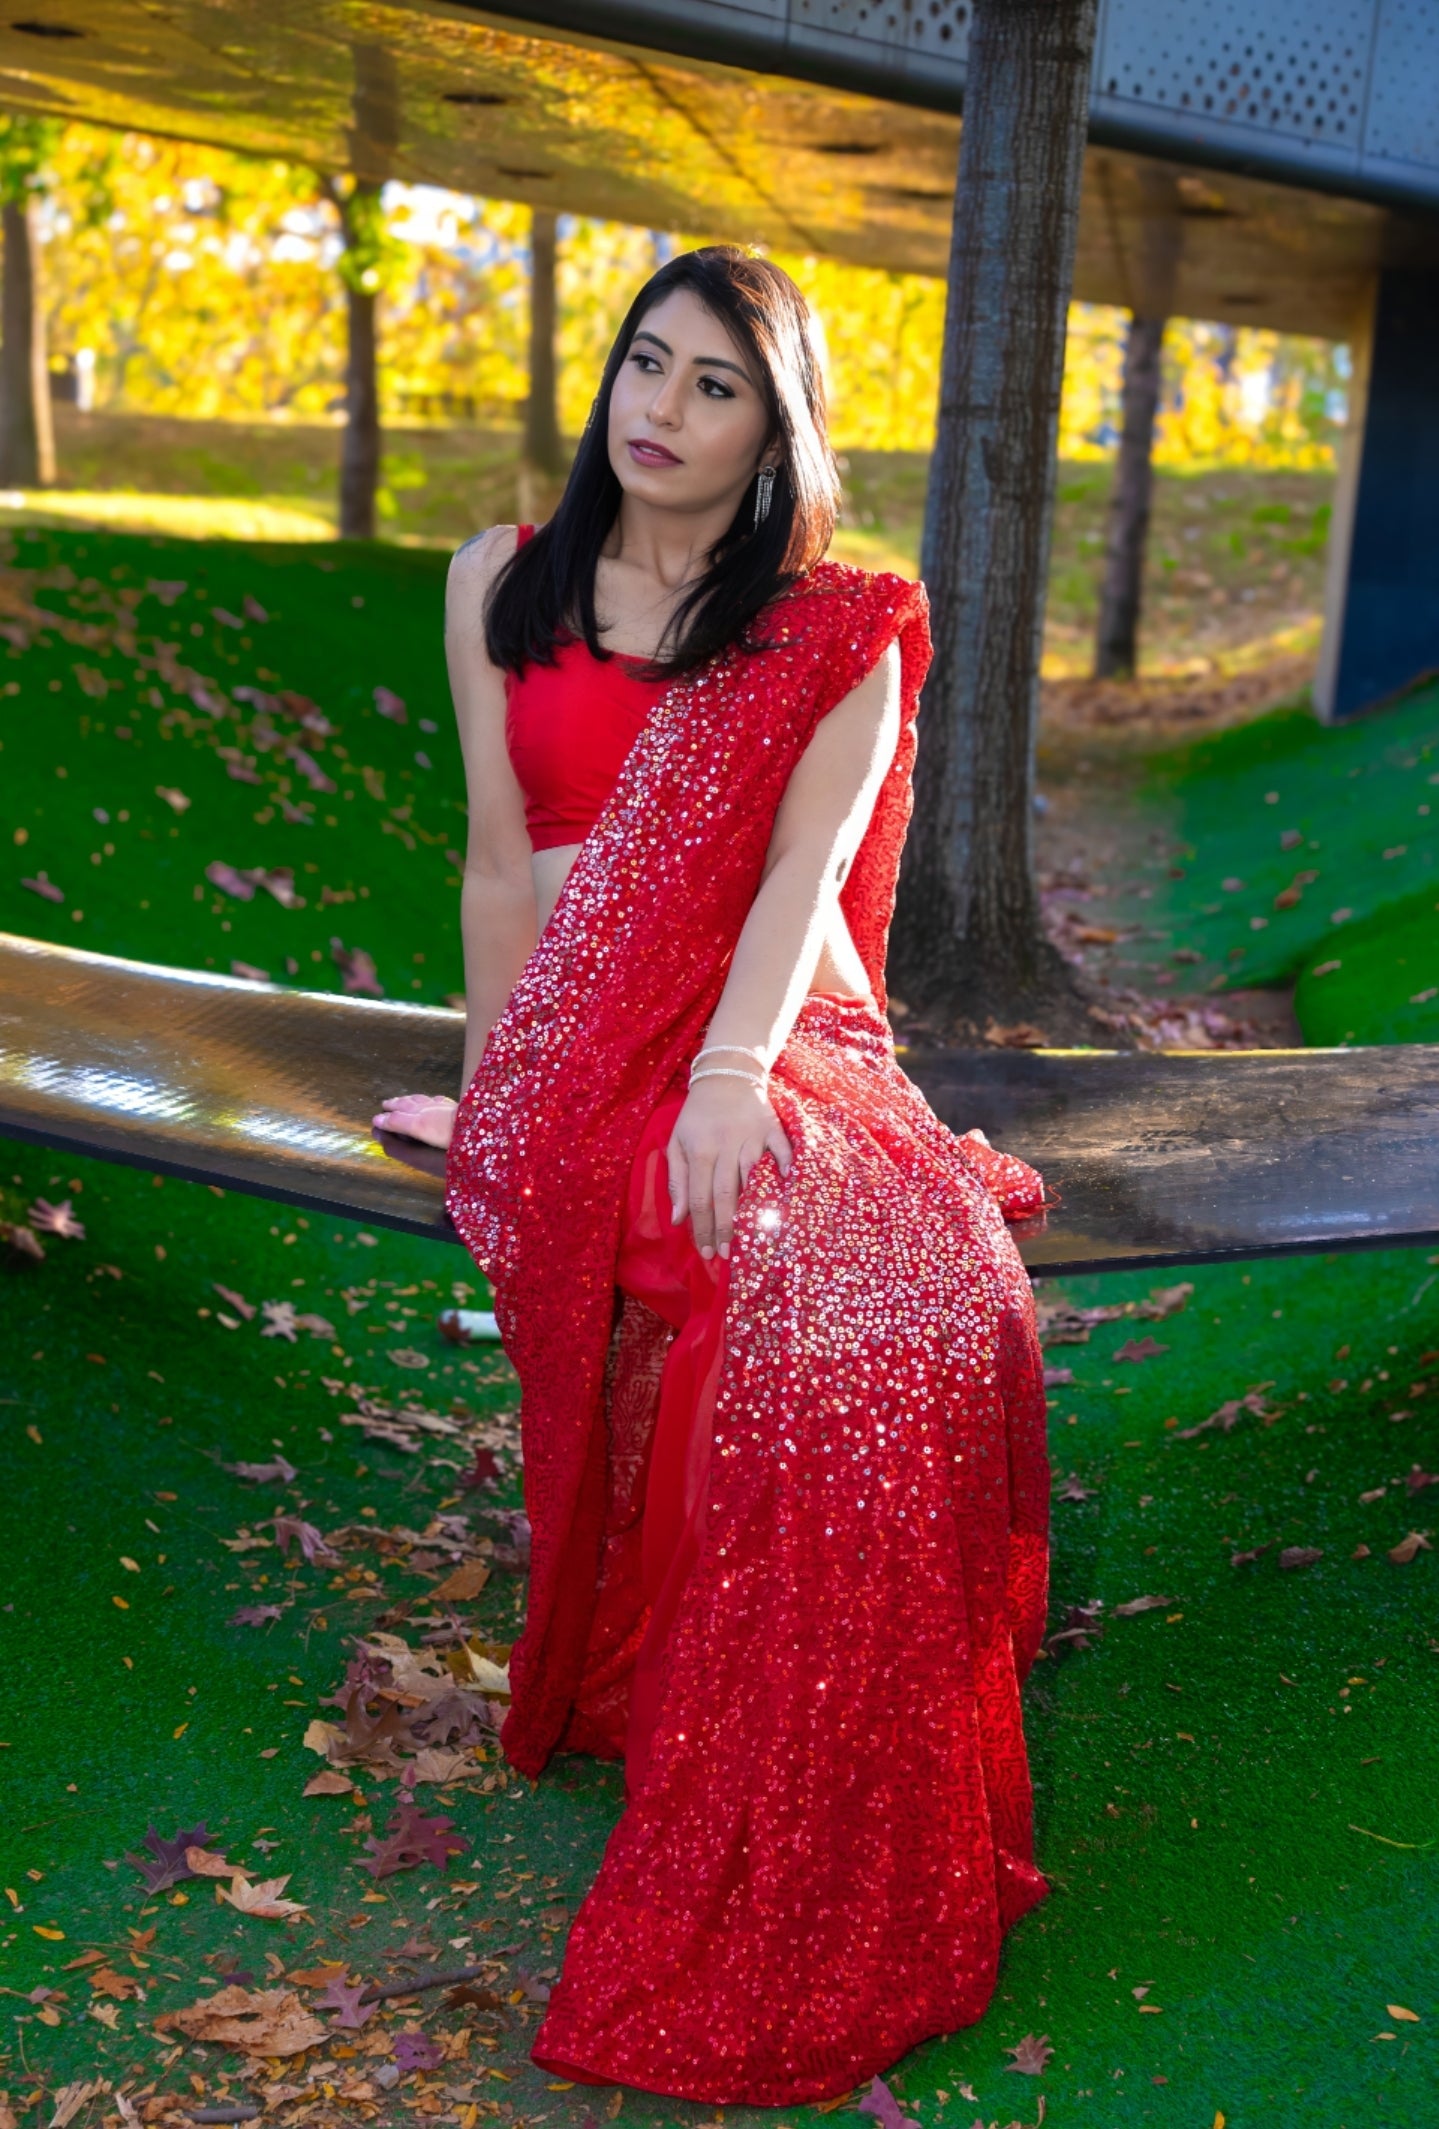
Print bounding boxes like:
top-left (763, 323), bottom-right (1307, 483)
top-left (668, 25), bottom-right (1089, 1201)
top-left (23, 122), bottom-right (1348, 475)
top-left (0, 111), bottom-right (62, 486)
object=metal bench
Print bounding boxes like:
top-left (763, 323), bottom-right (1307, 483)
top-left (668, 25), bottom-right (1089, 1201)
top-left (3, 931), bottom-right (1437, 1278)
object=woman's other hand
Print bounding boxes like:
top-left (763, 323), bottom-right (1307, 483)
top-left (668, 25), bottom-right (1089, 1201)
top-left (372, 1093), bottom-right (458, 1149)
top-left (667, 1077), bottom-right (792, 1261)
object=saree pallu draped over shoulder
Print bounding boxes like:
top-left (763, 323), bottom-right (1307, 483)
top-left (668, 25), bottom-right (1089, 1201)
top-left (446, 563), bottom-right (1052, 2106)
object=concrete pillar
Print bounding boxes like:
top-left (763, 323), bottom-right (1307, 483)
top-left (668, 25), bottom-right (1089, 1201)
top-left (1315, 267), bottom-right (1439, 721)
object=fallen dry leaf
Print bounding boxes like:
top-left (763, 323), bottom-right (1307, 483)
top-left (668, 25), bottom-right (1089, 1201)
top-left (86, 1965), bottom-right (141, 2001)
top-left (1004, 2032), bottom-right (1053, 2075)
top-left (205, 860), bottom-right (257, 902)
top-left (269, 1514), bottom-right (340, 1564)
top-left (302, 1768), bottom-right (356, 1797)
top-left (314, 1973), bottom-right (376, 2029)
top-left (332, 938), bottom-right (383, 996)
top-left (1231, 1544), bottom-right (1269, 1567)
top-left (428, 1559), bottom-right (491, 1604)
top-left (857, 2075), bottom-right (920, 2129)
top-left (154, 1983), bottom-right (325, 2055)
top-left (288, 1961), bottom-right (349, 1988)
top-left (218, 1873), bottom-right (309, 1920)
top-left (1387, 2003), bottom-right (1421, 2021)
top-left (47, 2081), bottom-right (110, 2129)
top-left (213, 1282), bottom-right (256, 1320)
top-left (28, 1197), bottom-right (85, 1241)
top-left (1114, 1337), bottom-right (1169, 1364)
top-left (1112, 1594), bottom-right (1170, 1616)
top-left (1278, 1546), bottom-right (1324, 1571)
top-left (184, 1845), bottom-right (238, 1879)
top-left (1135, 1283), bottom-right (1194, 1320)
top-left (225, 1454), bottom-right (297, 1484)
top-left (1388, 1532), bottom-right (1432, 1565)
top-left (123, 1821), bottom-right (211, 1892)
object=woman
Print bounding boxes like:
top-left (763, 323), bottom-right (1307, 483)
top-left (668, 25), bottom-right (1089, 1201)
top-left (374, 246), bottom-right (1051, 2107)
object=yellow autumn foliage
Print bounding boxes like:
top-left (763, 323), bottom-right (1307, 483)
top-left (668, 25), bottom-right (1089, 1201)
top-left (26, 122), bottom-right (1342, 473)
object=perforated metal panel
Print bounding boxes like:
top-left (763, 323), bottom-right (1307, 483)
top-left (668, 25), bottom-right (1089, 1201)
top-left (1366, 0), bottom-right (1439, 169)
top-left (1095, 0), bottom-right (1372, 149)
top-left (788, 0), bottom-right (972, 76)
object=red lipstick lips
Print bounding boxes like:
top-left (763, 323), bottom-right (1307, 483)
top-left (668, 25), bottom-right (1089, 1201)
top-left (628, 438), bottom-right (681, 466)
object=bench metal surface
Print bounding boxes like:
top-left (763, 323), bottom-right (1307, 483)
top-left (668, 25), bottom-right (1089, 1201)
top-left (3, 932), bottom-right (1437, 1279)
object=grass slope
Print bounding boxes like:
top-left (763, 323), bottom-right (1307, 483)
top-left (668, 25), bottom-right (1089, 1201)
top-left (1097, 687), bottom-right (1439, 1039)
top-left (3, 528), bottom-right (1437, 2127)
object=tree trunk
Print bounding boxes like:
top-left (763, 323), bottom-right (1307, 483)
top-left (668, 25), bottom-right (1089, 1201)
top-left (888, 0), bottom-right (1100, 1039)
top-left (339, 276), bottom-right (379, 541)
top-left (0, 198), bottom-right (53, 488)
top-left (524, 207), bottom-right (562, 476)
top-left (1093, 312), bottom-right (1166, 678)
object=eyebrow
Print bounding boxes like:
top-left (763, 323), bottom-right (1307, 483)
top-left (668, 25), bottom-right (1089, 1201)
top-left (630, 328), bottom-right (751, 381)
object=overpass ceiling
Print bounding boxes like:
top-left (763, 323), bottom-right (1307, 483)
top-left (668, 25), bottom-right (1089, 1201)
top-left (0, 1), bottom-right (1426, 338)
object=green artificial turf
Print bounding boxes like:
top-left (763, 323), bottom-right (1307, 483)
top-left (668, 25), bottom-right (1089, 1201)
top-left (1, 523), bottom-right (465, 1002)
top-left (3, 527), bottom-right (1438, 2127)
top-left (1294, 884), bottom-right (1439, 1047)
top-left (1101, 684), bottom-right (1439, 1042)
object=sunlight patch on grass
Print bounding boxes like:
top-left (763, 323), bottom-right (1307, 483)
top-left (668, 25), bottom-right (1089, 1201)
top-left (0, 488), bottom-right (337, 542)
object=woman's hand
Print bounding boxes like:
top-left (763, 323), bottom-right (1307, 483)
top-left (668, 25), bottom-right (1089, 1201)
top-left (372, 1093), bottom-right (458, 1150)
top-left (667, 1077), bottom-right (792, 1261)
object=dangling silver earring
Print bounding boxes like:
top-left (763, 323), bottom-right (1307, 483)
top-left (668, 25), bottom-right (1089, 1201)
top-left (753, 464), bottom-right (777, 528)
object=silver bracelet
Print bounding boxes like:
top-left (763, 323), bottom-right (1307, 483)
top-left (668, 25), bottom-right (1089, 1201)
top-left (688, 1065), bottom-right (768, 1088)
top-left (693, 1042), bottom-right (769, 1067)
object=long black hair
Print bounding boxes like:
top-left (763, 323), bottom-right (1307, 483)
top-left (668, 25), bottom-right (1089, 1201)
top-left (484, 245), bottom-right (840, 680)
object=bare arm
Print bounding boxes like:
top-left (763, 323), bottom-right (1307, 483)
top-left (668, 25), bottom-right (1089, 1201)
top-left (668, 639), bottom-right (902, 1256)
top-left (372, 527), bottom-right (539, 1145)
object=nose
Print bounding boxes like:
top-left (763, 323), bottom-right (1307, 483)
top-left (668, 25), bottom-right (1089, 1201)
top-left (646, 368), bottom-right (683, 428)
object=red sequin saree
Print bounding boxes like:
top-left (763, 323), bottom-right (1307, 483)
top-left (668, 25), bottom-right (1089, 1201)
top-left (446, 563), bottom-right (1051, 2105)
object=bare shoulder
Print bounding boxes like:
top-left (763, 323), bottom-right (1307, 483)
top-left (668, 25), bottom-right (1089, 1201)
top-left (446, 524), bottom-right (520, 633)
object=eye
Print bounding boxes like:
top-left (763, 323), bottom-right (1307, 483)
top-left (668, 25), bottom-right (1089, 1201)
top-left (698, 375), bottom-right (736, 400)
top-left (628, 350), bottom-right (662, 373)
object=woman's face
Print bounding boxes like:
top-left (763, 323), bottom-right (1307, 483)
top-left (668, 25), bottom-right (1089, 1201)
top-left (607, 286), bottom-right (775, 521)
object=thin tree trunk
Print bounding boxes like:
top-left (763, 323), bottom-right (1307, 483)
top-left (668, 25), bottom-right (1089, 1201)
top-left (0, 198), bottom-right (53, 488)
top-left (339, 276), bottom-right (379, 540)
top-left (1093, 312), bottom-right (1165, 678)
top-left (889, 0), bottom-right (1099, 1035)
top-left (524, 208), bottom-right (562, 476)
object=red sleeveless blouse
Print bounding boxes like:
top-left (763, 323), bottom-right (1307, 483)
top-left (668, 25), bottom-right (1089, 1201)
top-left (504, 525), bottom-right (669, 853)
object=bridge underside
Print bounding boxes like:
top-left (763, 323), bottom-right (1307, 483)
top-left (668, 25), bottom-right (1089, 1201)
top-left (0, 1), bottom-right (1433, 342)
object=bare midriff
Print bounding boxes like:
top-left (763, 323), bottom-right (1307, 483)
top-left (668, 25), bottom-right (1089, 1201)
top-left (531, 843), bottom-right (874, 1004)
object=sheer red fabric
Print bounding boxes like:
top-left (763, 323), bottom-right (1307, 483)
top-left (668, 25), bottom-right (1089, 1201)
top-left (446, 562), bottom-right (1052, 2105)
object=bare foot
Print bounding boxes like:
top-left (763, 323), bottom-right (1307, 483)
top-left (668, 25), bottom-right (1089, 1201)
top-left (372, 1093), bottom-right (458, 1150)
